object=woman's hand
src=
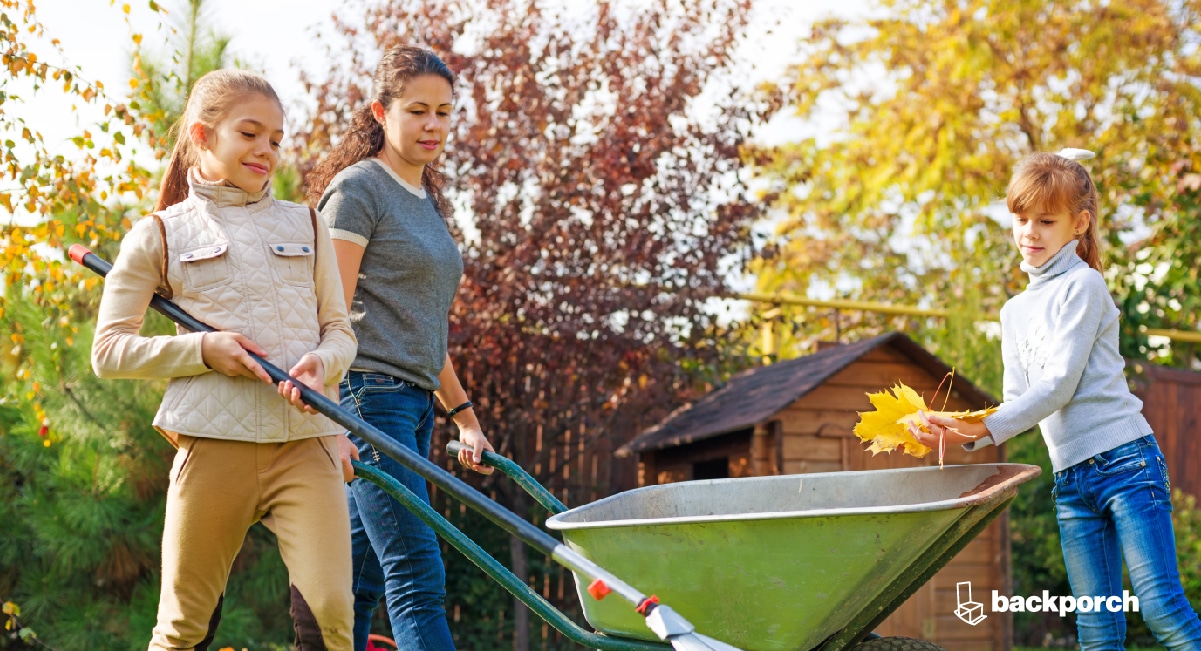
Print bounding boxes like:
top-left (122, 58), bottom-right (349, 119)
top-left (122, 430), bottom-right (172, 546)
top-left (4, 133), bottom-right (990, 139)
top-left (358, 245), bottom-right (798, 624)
top-left (457, 427), bottom-right (495, 475)
top-left (336, 434), bottom-right (359, 483)
top-left (201, 332), bottom-right (271, 383)
top-left (908, 411), bottom-right (989, 448)
top-left (279, 353), bottom-right (325, 413)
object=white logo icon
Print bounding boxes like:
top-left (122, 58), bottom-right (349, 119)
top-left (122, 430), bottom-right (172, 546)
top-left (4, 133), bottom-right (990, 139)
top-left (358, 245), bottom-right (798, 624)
top-left (955, 581), bottom-right (987, 626)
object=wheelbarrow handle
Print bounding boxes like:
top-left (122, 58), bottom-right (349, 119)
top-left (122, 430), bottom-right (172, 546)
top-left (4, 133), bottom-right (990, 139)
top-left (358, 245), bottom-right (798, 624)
top-left (446, 441), bottom-right (567, 514)
top-left (71, 245), bottom-right (733, 649)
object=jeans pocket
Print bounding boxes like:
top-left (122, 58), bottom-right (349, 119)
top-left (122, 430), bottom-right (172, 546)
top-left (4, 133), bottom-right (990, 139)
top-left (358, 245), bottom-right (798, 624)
top-left (1157, 455), bottom-right (1171, 494)
top-left (356, 372), bottom-right (409, 393)
top-left (1093, 440), bottom-right (1147, 477)
top-left (349, 372), bottom-right (409, 408)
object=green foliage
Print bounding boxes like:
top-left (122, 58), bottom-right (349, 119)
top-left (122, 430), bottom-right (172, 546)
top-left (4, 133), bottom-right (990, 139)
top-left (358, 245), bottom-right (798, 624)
top-left (131, 0), bottom-right (232, 143)
top-left (1110, 172), bottom-right (1201, 366)
top-left (1, 291), bottom-right (167, 650)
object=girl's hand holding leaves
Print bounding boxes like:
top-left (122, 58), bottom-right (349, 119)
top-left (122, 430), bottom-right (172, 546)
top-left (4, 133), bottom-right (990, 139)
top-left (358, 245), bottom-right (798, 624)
top-left (853, 379), bottom-right (996, 468)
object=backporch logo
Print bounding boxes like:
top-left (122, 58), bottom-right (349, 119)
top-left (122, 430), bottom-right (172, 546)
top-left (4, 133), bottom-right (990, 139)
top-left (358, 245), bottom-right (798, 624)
top-left (953, 581), bottom-right (1141, 626)
top-left (955, 582), bottom-right (987, 625)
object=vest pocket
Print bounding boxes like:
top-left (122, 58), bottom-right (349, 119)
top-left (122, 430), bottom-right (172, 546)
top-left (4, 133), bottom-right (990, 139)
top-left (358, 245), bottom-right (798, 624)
top-left (268, 242), bottom-right (315, 287)
top-left (179, 243), bottom-right (232, 292)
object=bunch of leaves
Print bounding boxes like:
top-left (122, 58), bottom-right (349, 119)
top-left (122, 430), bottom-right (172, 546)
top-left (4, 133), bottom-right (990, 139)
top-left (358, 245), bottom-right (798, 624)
top-left (2, 600), bottom-right (52, 649)
top-left (854, 378), bottom-right (996, 463)
top-left (292, 0), bottom-right (779, 645)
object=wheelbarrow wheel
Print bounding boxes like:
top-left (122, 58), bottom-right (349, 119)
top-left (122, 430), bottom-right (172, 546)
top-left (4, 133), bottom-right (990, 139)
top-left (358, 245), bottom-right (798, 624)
top-left (850, 636), bottom-right (946, 651)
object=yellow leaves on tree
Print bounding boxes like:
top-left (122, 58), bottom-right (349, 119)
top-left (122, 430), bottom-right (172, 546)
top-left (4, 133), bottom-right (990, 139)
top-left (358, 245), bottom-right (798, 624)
top-left (853, 381), bottom-right (996, 464)
top-left (1, 0), bottom-right (159, 323)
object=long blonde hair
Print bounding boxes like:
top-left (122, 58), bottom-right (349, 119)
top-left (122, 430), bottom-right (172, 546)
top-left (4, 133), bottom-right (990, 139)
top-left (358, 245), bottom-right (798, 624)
top-left (156, 69), bottom-right (283, 211)
top-left (1006, 152), bottom-right (1103, 271)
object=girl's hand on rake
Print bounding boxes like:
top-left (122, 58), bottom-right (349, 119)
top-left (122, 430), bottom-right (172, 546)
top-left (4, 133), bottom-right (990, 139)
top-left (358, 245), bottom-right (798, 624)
top-left (279, 353), bottom-right (324, 414)
top-left (457, 427), bottom-right (495, 475)
top-left (201, 332), bottom-right (271, 383)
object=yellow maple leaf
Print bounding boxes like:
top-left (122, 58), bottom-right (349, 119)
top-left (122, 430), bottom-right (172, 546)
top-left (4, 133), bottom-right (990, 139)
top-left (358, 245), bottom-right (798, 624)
top-left (854, 383), bottom-right (934, 458)
top-left (854, 380), bottom-right (997, 464)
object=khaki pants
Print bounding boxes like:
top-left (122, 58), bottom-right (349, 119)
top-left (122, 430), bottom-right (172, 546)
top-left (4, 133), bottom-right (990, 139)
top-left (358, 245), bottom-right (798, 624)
top-left (149, 435), bottom-right (353, 651)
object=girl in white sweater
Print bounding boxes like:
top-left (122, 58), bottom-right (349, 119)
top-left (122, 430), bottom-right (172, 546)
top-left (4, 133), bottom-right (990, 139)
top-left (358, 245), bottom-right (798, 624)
top-left (916, 151), bottom-right (1201, 649)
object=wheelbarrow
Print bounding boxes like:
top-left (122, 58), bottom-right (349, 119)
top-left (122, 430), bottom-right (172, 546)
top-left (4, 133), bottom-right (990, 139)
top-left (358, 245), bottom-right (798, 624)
top-left (73, 246), bottom-right (1041, 651)
top-left (429, 442), bottom-right (1039, 651)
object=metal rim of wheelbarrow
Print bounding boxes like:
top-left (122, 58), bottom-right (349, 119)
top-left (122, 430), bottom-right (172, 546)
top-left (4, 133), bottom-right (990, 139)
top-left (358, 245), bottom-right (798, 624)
top-left (544, 463), bottom-right (1040, 530)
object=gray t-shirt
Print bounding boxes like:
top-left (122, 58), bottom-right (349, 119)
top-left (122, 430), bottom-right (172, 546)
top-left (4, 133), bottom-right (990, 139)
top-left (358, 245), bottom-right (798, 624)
top-left (319, 158), bottom-right (463, 391)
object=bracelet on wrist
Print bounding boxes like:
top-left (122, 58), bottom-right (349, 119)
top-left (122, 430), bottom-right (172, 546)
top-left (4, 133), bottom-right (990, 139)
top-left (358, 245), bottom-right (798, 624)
top-left (446, 400), bottom-right (473, 419)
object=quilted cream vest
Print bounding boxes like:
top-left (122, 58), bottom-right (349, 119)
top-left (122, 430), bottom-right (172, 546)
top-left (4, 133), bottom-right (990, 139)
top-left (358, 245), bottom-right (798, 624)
top-left (151, 176), bottom-right (341, 443)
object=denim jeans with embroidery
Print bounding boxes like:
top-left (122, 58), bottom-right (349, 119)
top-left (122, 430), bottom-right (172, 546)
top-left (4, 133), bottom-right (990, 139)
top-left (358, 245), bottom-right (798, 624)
top-left (341, 371), bottom-right (455, 651)
top-left (1054, 434), bottom-right (1201, 650)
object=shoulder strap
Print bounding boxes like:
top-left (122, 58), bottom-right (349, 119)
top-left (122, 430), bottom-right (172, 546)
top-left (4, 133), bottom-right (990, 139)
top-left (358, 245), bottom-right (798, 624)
top-left (308, 207), bottom-right (319, 269)
top-left (149, 213), bottom-right (173, 300)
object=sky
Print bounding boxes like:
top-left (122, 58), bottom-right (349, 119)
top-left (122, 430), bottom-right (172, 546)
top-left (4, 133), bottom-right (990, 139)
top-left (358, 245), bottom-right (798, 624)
top-left (19, 0), bottom-right (868, 156)
top-left (22, 0), bottom-right (343, 150)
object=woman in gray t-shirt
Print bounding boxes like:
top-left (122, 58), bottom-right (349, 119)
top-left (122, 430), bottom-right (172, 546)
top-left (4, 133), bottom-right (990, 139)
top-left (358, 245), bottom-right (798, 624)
top-left (306, 45), bottom-right (494, 651)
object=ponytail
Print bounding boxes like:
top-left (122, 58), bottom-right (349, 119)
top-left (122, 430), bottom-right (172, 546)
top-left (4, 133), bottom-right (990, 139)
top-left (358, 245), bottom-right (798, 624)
top-left (304, 106), bottom-right (384, 205)
top-left (1076, 208), bottom-right (1103, 272)
top-left (156, 119), bottom-right (199, 211)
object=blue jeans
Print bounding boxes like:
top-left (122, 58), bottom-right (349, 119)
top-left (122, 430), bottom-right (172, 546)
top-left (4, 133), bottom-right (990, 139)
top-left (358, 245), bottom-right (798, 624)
top-left (341, 371), bottom-right (455, 651)
top-left (1054, 435), bottom-right (1201, 650)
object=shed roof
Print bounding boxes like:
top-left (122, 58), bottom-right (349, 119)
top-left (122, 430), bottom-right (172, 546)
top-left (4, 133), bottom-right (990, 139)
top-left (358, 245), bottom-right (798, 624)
top-left (617, 331), bottom-right (996, 456)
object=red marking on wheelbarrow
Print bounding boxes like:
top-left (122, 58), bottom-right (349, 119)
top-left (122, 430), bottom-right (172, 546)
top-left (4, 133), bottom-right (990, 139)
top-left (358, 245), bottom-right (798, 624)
top-left (588, 579), bottom-right (612, 601)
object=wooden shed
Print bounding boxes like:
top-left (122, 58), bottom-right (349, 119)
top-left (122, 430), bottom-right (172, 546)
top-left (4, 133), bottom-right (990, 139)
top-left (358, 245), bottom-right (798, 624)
top-left (616, 332), bottom-right (1013, 651)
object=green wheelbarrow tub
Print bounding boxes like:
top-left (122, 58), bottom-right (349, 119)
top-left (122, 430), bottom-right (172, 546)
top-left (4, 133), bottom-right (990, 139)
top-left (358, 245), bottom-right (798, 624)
top-left (545, 463), bottom-right (1040, 651)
